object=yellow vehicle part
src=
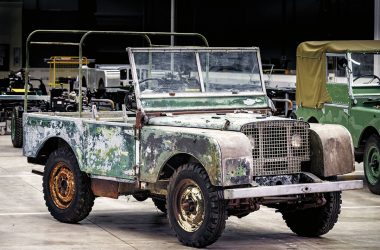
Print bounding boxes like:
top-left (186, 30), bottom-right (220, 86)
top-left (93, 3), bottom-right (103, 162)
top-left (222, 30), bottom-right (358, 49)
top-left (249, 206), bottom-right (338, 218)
top-left (47, 56), bottom-right (89, 89)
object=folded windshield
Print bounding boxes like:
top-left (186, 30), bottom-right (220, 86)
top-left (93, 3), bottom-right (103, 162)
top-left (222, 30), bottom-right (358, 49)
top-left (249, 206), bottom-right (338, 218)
top-left (131, 49), bottom-right (263, 94)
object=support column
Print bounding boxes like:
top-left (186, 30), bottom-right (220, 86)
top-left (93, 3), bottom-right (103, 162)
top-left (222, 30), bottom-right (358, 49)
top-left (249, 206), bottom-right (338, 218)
top-left (375, 0), bottom-right (380, 76)
top-left (170, 0), bottom-right (175, 46)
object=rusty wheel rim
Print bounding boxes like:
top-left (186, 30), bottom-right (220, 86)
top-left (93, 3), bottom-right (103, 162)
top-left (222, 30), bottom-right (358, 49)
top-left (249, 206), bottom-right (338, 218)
top-left (49, 162), bottom-right (76, 209)
top-left (174, 179), bottom-right (205, 232)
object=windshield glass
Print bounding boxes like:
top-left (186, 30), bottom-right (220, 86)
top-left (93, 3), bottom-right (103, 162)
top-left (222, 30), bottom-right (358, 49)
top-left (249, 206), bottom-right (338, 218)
top-left (132, 49), bottom-right (263, 94)
top-left (351, 53), bottom-right (380, 85)
top-left (199, 51), bottom-right (262, 92)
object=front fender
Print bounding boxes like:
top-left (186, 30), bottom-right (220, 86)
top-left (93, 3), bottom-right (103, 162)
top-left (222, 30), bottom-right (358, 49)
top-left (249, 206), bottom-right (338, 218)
top-left (140, 126), bottom-right (253, 186)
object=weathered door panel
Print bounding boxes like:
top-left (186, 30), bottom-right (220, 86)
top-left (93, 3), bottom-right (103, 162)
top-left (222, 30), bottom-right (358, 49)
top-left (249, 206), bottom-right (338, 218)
top-left (83, 121), bottom-right (136, 181)
top-left (322, 83), bottom-right (349, 126)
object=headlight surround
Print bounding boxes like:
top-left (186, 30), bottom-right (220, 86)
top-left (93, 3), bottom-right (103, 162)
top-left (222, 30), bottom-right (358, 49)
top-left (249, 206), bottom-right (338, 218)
top-left (291, 134), bottom-right (302, 148)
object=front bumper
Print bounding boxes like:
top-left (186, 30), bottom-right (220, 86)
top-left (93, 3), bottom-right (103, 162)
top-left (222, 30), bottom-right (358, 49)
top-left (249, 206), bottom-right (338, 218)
top-left (223, 180), bottom-right (363, 199)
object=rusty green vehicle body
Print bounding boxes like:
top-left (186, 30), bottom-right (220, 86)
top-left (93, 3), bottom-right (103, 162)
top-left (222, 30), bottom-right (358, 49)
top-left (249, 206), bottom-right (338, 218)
top-left (24, 46), bottom-right (362, 247)
top-left (295, 40), bottom-right (380, 194)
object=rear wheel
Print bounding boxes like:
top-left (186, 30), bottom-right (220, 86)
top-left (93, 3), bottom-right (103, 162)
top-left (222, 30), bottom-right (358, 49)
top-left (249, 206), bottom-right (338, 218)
top-left (11, 107), bottom-right (23, 148)
top-left (167, 163), bottom-right (227, 247)
top-left (281, 191), bottom-right (341, 237)
top-left (43, 147), bottom-right (94, 223)
top-left (364, 134), bottom-right (380, 194)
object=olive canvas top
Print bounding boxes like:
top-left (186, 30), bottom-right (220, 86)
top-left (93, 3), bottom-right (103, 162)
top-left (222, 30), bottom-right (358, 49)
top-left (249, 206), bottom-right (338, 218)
top-left (296, 40), bottom-right (380, 108)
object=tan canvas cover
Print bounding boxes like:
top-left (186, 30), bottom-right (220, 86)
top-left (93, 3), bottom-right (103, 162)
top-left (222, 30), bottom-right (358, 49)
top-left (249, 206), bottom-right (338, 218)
top-left (296, 40), bottom-right (380, 108)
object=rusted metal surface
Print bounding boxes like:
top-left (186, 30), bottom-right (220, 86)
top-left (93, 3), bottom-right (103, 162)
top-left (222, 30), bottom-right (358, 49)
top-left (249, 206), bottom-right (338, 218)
top-left (50, 162), bottom-right (75, 209)
top-left (308, 123), bottom-right (355, 177)
top-left (91, 178), bottom-right (119, 199)
top-left (174, 179), bottom-right (205, 232)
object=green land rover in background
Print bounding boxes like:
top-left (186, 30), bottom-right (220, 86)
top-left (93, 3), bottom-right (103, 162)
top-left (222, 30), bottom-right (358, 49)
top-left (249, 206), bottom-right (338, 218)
top-left (296, 40), bottom-right (380, 194)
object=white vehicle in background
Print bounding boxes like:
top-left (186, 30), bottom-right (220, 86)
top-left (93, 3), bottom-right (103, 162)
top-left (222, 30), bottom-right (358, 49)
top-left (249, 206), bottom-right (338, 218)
top-left (81, 64), bottom-right (127, 97)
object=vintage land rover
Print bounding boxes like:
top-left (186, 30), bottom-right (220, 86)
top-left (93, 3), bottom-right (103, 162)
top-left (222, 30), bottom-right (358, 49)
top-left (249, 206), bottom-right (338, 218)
top-left (295, 41), bottom-right (380, 194)
top-left (24, 47), bottom-right (362, 247)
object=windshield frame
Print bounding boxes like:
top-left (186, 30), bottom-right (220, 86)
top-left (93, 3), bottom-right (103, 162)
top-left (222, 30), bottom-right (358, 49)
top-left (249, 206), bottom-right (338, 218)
top-left (347, 52), bottom-right (380, 98)
top-left (128, 47), bottom-right (266, 102)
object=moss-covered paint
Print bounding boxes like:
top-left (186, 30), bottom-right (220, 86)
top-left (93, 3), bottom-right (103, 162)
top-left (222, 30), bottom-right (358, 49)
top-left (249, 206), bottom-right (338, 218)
top-left (140, 126), bottom-right (253, 186)
top-left (24, 113), bottom-right (136, 182)
top-left (141, 95), bottom-right (268, 112)
top-left (24, 114), bottom-right (85, 168)
top-left (83, 121), bottom-right (135, 180)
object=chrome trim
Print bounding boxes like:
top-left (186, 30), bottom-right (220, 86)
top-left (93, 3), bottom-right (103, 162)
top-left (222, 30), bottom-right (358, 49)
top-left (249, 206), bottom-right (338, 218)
top-left (223, 180), bottom-right (363, 199)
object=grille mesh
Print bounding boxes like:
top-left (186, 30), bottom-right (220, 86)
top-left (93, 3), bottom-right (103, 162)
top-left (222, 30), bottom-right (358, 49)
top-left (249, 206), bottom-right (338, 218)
top-left (241, 120), bottom-right (309, 176)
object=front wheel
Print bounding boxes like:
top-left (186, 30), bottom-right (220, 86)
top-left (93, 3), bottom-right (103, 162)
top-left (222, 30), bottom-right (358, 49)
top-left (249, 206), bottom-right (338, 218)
top-left (281, 191), bottom-right (341, 237)
top-left (43, 147), bottom-right (95, 223)
top-left (364, 134), bottom-right (380, 194)
top-left (167, 163), bottom-right (227, 248)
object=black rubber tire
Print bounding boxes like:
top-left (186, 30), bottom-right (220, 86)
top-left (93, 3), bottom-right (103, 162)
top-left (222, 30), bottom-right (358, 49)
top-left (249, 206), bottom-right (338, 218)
top-left (166, 163), bottom-right (227, 248)
top-left (363, 134), bottom-right (380, 194)
top-left (281, 191), bottom-right (341, 237)
top-left (43, 147), bottom-right (95, 223)
top-left (152, 197), bottom-right (167, 214)
top-left (11, 107), bottom-right (23, 148)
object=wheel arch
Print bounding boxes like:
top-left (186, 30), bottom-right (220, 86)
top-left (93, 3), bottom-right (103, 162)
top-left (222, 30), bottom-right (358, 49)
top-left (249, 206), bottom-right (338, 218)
top-left (359, 126), bottom-right (379, 148)
top-left (356, 126), bottom-right (379, 163)
top-left (28, 136), bottom-right (78, 166)
top-left (157, 153), bottom-right (205, 181)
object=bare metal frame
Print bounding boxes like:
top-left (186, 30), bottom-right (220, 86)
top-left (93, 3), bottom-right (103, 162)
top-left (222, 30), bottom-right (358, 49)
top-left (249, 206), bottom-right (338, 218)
top-left (24, 29), bottom-right (209, 116)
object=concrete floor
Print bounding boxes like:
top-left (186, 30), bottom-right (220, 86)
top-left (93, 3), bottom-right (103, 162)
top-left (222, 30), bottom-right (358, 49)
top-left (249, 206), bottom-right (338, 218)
top-left (0, 135), bottom-right (379, 249)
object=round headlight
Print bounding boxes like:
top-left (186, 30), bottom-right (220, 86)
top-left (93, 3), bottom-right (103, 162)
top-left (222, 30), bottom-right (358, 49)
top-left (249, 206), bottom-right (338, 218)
top-left (291, 134), bottom-right (302, 148)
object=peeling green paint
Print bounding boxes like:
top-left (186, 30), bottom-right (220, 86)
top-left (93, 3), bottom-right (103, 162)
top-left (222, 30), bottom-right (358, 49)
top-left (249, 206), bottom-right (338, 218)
top-left (82, 122), bottom-right (135, 180)
top-left (140, 126), bottom-right (223, 185)
top-left (24, 113), bottom-right (136, 182)
top-left (141, 95), bottom-right (268, 112)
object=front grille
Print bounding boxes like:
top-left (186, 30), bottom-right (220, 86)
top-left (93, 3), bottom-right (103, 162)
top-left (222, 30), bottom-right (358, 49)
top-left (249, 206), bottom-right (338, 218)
top-left (241, 120), bottom-right (309, 176)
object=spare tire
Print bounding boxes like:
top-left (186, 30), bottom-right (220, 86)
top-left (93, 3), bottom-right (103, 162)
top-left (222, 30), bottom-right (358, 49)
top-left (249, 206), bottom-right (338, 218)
top-left (11, 106), bottom-right (23, 148)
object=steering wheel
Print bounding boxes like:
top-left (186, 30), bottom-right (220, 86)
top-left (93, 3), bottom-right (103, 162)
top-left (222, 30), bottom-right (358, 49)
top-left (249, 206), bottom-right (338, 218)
top-left (138, 78), bottom-right (164, 92)
top-left (353, 74), bottom-right (380, 84)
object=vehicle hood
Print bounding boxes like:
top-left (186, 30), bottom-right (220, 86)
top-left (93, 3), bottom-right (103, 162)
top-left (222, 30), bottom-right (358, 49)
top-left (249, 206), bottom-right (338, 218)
top-left (147, 113), bottom-right (288, 131)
